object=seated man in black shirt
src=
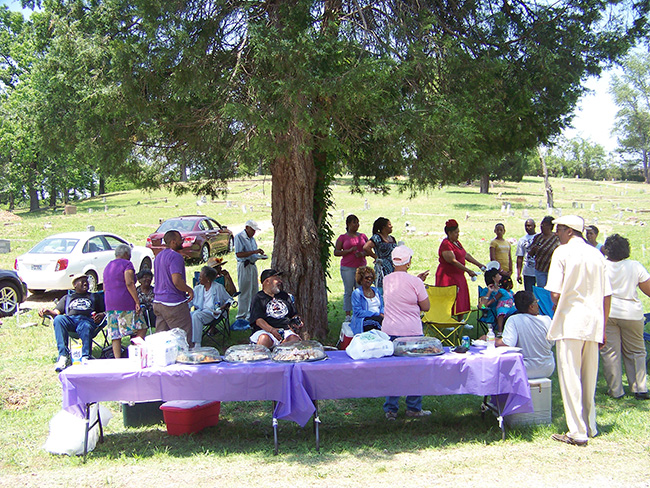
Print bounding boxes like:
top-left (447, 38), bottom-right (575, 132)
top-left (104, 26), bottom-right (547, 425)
top-left (39, 274), bottom-right (105, 372)
top-left (249, 269), bottom-right (303, 348)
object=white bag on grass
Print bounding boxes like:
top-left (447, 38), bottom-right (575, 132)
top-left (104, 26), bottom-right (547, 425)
top-left (346, 329), bottom-right (394, 360)
top-left (43, 404), bottom-right (113, 456)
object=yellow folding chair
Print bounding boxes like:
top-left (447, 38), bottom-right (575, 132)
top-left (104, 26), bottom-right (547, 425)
top-left (421, 285), bottom-right (466, 346)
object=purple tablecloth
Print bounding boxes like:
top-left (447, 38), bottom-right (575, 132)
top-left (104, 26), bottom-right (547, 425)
top-left (286, 349), bottom-right (534, 426)
top-left (59, 359), bottom-right (305, 420)
top-left (59, 348), bottom-right (532, 427)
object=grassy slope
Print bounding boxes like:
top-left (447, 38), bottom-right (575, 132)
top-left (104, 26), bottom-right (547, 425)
top-left (1, 176), bottom-right (649, 487)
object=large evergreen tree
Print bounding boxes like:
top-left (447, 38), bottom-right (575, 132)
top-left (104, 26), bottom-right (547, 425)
top-left (20, 0), bottom-right (650, 337)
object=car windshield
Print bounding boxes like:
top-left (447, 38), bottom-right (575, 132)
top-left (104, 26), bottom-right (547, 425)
top-left (29, 238), bottom-right (79, 254)
top-left (157, 219), bottom-right (196, 233)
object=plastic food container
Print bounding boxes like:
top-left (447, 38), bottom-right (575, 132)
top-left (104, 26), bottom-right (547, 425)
top-left (393, 336), bottom-right (444, 356)
top-left (176, 347), bottom-right (221, 364)
top-left (272, 340), bottom-right (327, 362)
top-left (223, 344), bottom-right (271, 363)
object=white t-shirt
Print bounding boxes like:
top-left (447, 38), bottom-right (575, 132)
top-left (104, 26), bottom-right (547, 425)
top-left (382, 271), bottom-right (428, 337)
top-left (203, 286), bottom-right (214, 311)
top-left (516, 234), bottom-right (536, 277)
top-left (606, 259), bottom-right (650, 321)
top-left (502, 313), bottom-right (555, 379)
top-left (546, 237), bottom-right (612, 342)
top-left (365, 294), bottom-right (382, 315)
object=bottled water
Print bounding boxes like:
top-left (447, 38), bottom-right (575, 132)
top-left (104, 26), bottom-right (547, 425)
top-left (486, 327), bottom-right (496, 350)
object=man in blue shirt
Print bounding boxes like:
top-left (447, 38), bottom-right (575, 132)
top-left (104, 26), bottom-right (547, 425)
top-left (233, 220), bottom-right (265, 327)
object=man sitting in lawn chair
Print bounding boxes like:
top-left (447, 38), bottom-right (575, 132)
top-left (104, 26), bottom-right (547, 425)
top-left (39, 274), bottom-right (105, 372)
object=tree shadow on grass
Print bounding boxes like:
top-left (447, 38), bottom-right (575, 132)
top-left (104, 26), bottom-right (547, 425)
top-left (90, 396), bottom-right (539, 464)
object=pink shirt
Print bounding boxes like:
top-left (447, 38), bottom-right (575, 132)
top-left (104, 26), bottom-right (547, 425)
top-left (382, 271), bottom-right (428, 337)
top-left (336, 232), bottom-right (368, 268)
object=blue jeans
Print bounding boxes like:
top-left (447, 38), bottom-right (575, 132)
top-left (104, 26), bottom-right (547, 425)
top-left (523, 275), bottom-right (536, 293)
top-left (535, 270), bottom-right (548, 288)
top-left (340, 266), bottom-right (358, 313)
top-left (384, 395), bottom-right (423, 413)
top-left (54, 315), bottom-right (99, 359)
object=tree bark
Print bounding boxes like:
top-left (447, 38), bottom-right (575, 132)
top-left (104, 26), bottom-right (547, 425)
top-left (99, 176), bottom-right (106, 195)
top-left (49, 183), bottom-right (57, 208)
top-left (479, 173), bottom-right (490, 194)
top-left (270, 124), bottom-right (328, 340)
top-left (28, 161), bottom-right (39, 212)
top-left (643, 149), bottom-right (649, 184)
top-left (538, 147), bottom-right (554, 208)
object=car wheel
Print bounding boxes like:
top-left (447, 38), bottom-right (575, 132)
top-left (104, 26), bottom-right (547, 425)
top-left (85, 271), bottom-right (99, 292)
top-left (200, 244), bottom-right (210, 263)
top-left (227, 236), bottom-right (234, 253)
top-left (140, 257), bottom-right (152, 272)
top-left (0, 281), bottom-right (20, 317)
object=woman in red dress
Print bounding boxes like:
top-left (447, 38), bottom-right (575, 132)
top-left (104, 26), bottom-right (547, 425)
top-left (435, 219), bottom-right (485, 316)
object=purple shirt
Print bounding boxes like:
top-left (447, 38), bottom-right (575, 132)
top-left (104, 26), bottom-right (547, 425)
top-left (103, 258), bottom-right (136, 311)
top-left (154, 248), bottom-right (187, 304)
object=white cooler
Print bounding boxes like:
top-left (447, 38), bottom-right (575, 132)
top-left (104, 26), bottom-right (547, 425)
top-left (505, 377), bottom-right (552, 426)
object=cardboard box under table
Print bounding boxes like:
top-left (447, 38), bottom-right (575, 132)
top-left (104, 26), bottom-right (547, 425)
top-left (505, 378), bottom-right (552, 427)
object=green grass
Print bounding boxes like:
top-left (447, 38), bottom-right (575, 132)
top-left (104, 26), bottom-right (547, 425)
top-left (1, 176), bottom-right (650, 487)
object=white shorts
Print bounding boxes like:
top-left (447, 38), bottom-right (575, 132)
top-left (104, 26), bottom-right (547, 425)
top-left (250, 329), bottom-right (300, 346)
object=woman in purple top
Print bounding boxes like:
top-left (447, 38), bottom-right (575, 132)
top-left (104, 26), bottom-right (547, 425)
top-left (334, 215), bottom-right (368, 320)
top-left (103, 244), bottom-right (146, 358)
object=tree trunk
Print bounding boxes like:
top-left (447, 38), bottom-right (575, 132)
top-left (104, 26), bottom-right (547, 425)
top-left (99, 176), bottom-right (106, 195)
top-left (643, 149), bottom-right (649, 184)
top-left (180, 161), bottom-right (188, 182)
top-left (538, 147), bottom-right (554, 208)
top-left (49, 182), bottom-right (57, 208)
top-left (8, 192), bottom-right (14, 211)
top-left (270, 124), bottom-right (328, 340)
top-left (29, 161), bottom-right (39, 212)
top-left (479, 173), bottom-right (490, 194)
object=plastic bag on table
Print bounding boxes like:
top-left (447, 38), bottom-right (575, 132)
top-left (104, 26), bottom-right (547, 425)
top-left (345, 329), bottom-right (394, 360)
top-left (43, 404), bottom-right (113, 456)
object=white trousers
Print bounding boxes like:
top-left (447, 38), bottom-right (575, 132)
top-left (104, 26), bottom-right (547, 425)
top-left (556, 339), bottom-right (599, 442)
top-left (190, 309), bottom-right (224, 345)
top-left (236, 261), bottom-right (258, 321)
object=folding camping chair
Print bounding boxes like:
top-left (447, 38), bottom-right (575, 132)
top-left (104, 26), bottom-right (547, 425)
top-left (42, 291), bottom-right (111, 358)
top-left (476, 285), bottom-right (497, 337)
top-left (533, 286), bottom-right (555, 318)
top-left (421, 285), bottom-right (466, 346)
top-left (201, 292), bottom-right (239, 348)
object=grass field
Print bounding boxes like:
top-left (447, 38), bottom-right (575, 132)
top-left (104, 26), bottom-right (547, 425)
top-left (1, 176), bottom-right (649, 487)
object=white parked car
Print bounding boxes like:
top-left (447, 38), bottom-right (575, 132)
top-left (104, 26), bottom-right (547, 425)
top-left (15, 232), bottom-right (154, 293)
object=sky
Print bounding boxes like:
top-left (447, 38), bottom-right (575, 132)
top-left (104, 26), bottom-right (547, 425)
top-left (0, 0), bottom-right (622, 153)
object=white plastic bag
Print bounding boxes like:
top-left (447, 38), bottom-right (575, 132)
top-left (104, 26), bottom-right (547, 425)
top-left (43, 404), bottom-right (113, 456)
top-left (145, 329), bottom-right (188, 367)
top-left (346, 329), bottom-right (394, 360)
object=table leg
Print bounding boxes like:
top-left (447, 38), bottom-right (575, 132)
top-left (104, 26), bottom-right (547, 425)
top-left (272, 401), bottom-right (278, 456)
top-left (83, 404), bottom-right (91, 463)
top-left (313, 400), bottom-right (320, 453)
top-left (480, 396), bottom-right (507, 440)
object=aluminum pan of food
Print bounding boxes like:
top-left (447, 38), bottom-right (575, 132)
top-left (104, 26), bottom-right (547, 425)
top-left (272, 340), bottom-right (327, 363)
top-left (393, 336), bottom-right (445, 357)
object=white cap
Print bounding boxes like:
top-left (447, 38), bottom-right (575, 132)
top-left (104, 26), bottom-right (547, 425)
top-left (391, 245), bottom-right (414, 266)
top-left (554, 215), bottom-right (584, 233)
top-left (245, 220), bottom-right (261, 231)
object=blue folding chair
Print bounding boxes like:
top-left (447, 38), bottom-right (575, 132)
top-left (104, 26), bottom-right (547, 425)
top-left (533, 286), bottom-right (554, 318)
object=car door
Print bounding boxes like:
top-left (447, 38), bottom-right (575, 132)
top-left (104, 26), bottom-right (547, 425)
top-left (199, 218), bottom-right (219, 254)
top-left (82, 235), bottom-right (113, 283)
top-left (209, 218), bottom-right (229, 252)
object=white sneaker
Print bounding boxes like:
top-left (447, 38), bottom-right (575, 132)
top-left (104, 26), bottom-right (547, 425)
top-left (54, 356), bottom-right (69, 373)
top-left (405, 409), bottom-right (431, 418)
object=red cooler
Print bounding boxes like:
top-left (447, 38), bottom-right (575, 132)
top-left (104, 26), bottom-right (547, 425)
top-left (160, 400), bottom-right (221, 435)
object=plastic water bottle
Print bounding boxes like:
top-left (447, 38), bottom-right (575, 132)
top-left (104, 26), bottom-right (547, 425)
top-left (486, 327), bottom-right (496, 350)
top-left (71, 340), bottom-right (83, 365)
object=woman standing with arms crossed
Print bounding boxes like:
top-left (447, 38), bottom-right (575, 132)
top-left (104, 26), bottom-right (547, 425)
top-left (363, 217), bottom-right (397, 293)
top-left (435, 219), bottom-right (485, 317)
top-left (334, 215), bottom-right (368, 321)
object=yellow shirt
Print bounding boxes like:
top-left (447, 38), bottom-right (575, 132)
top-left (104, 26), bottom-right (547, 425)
top-left (490, 238), bottom-right (511, 273)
